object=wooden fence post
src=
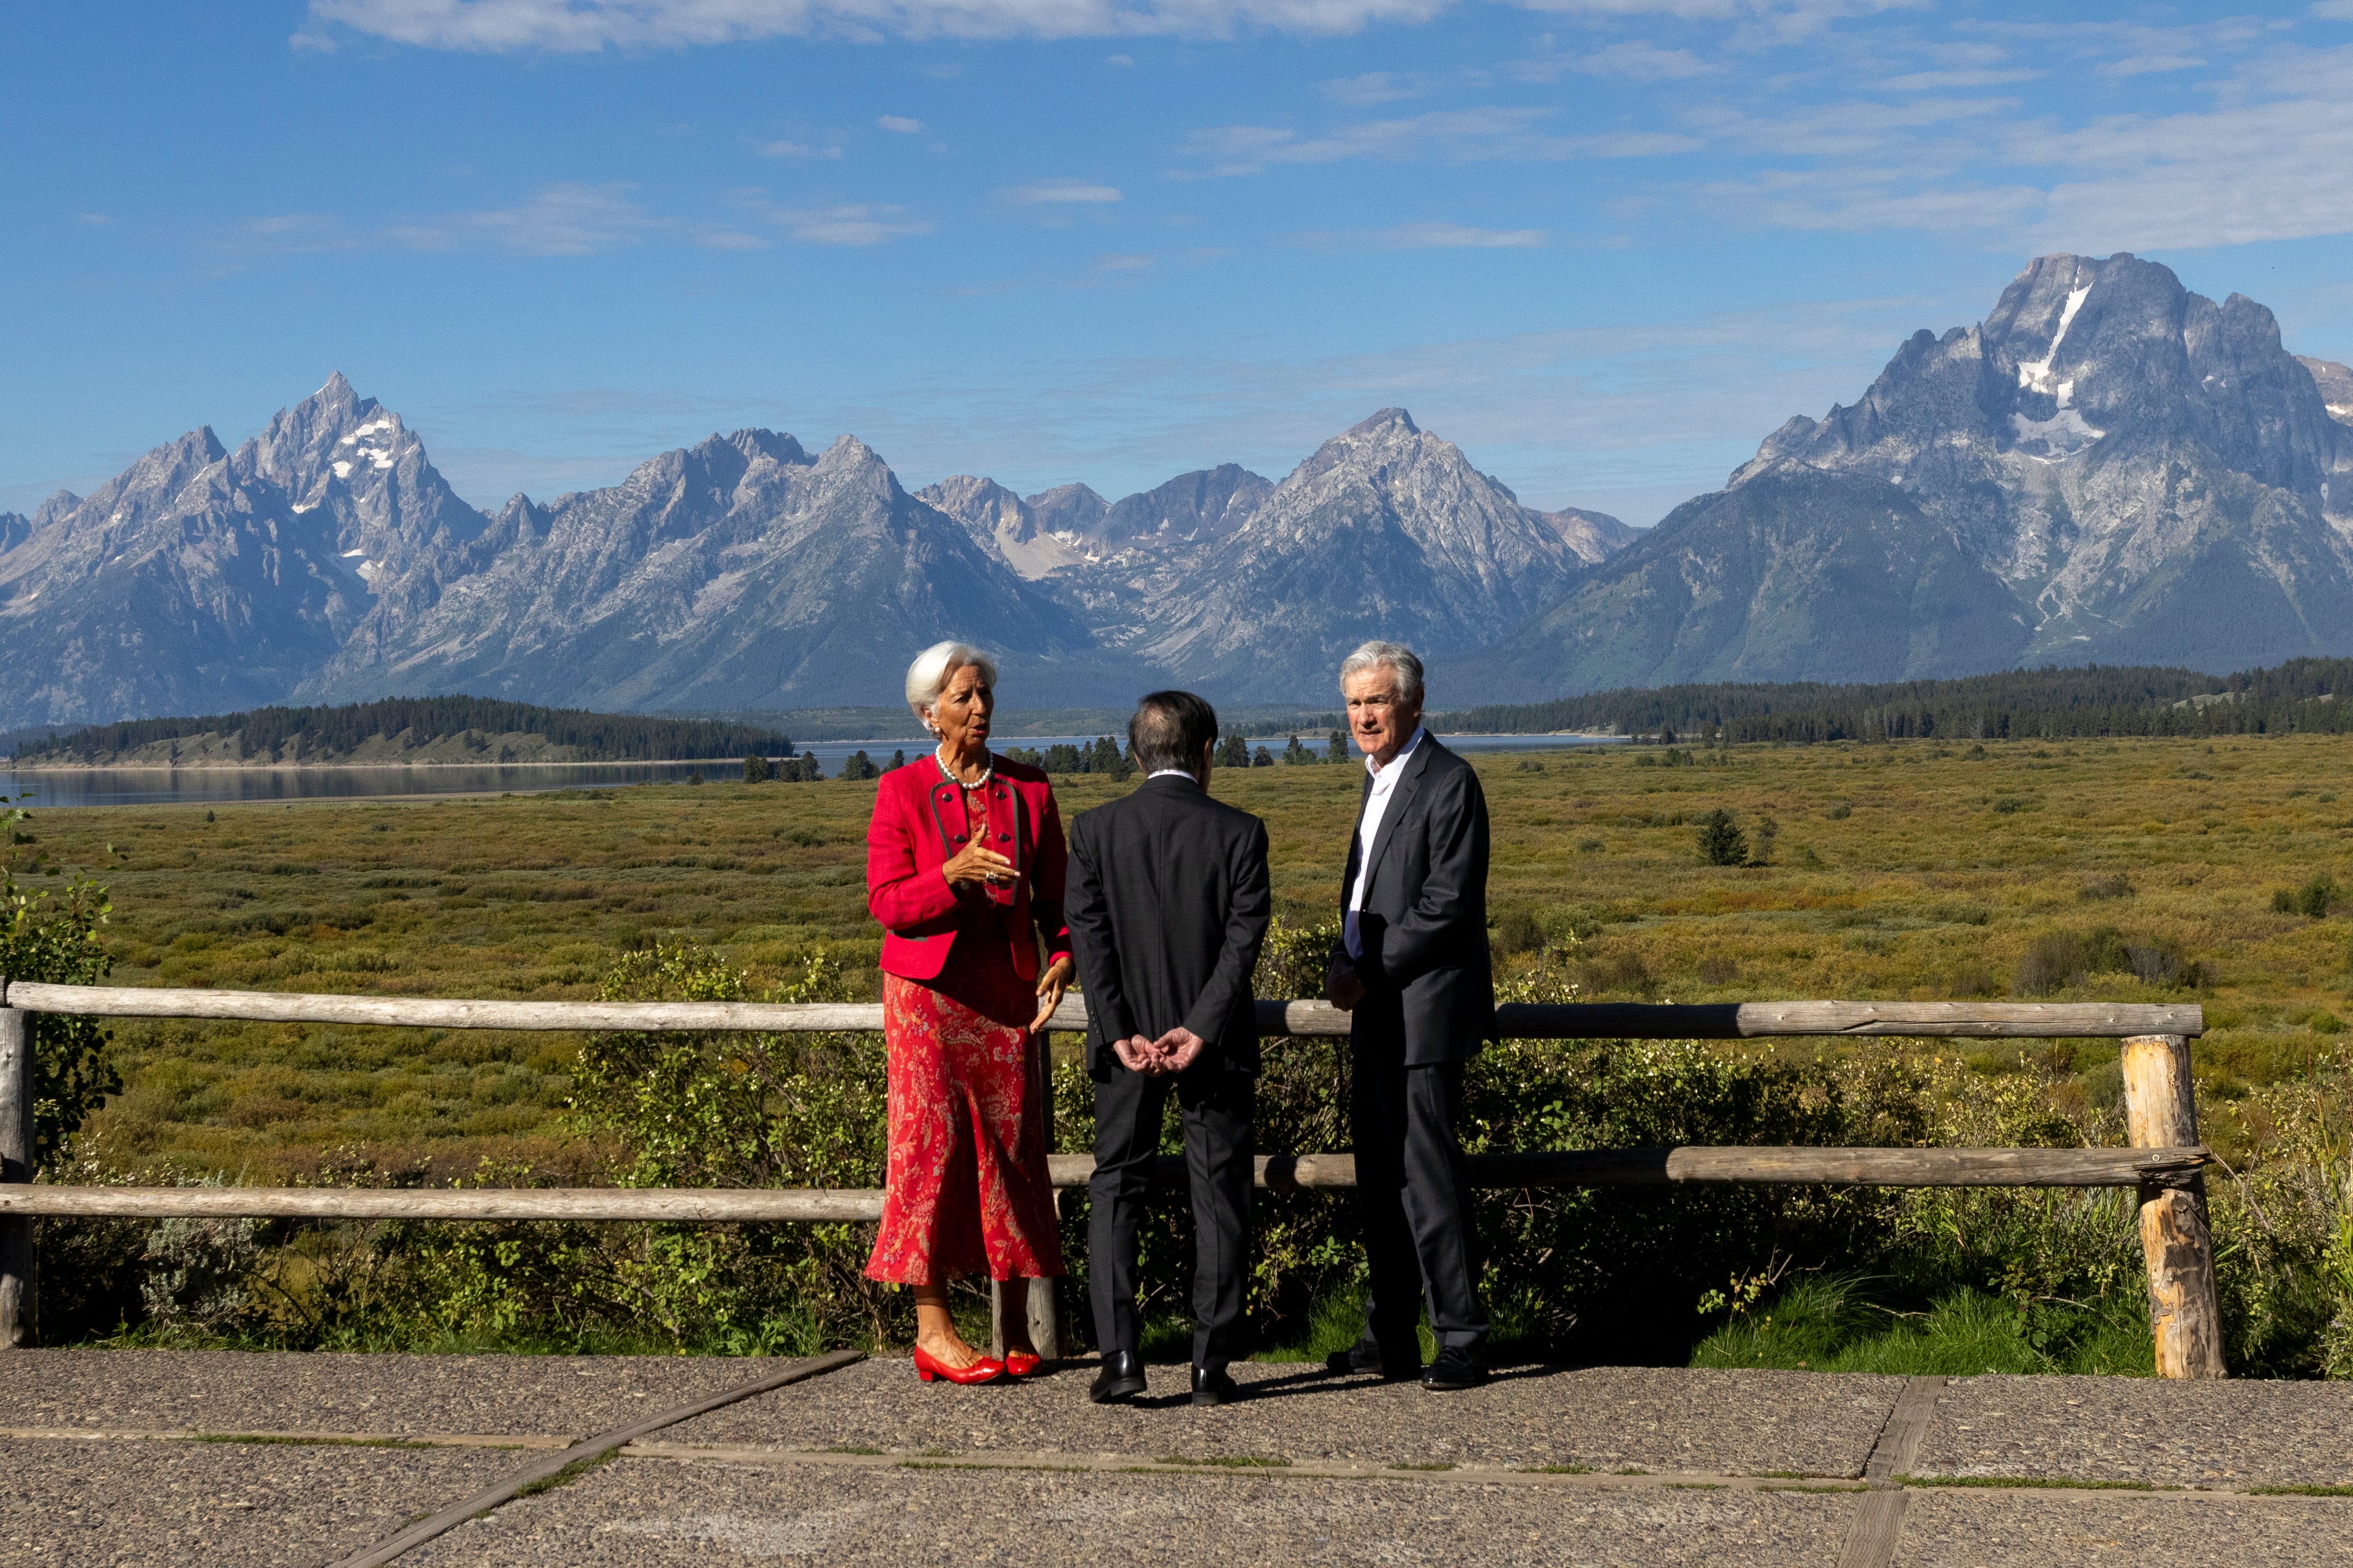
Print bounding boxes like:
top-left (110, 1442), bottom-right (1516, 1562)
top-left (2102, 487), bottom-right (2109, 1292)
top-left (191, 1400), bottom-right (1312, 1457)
top-left (2120, 1033), bottom-right (2224, 1378)
top-left (1, 1005), bottom-right (34, 1349)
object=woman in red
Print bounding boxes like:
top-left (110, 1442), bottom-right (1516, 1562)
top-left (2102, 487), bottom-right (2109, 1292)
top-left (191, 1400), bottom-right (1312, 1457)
top-left (865, 640), bottom-right (1072, 1385)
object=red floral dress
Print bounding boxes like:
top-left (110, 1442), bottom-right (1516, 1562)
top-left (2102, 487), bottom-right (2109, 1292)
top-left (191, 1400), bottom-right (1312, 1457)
top-left (865, 783), bottom-right (1065, 1285)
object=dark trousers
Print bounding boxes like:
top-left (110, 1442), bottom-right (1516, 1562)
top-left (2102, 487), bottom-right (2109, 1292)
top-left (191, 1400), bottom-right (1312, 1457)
top-left (1352, 1024), bottom-right (1488, 1357)
top-left (1089, 1063), bottom-right (1254, 1369)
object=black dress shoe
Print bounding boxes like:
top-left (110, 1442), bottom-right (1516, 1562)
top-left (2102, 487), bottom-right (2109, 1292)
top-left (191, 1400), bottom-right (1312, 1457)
top-left (1089, 1350), bottom-right (1147, 1404)
top-left (1324, 1340), bottom-right (1420, 1380)
top-left (1419, 1348), bottom-right (1487, 1392)
top-left (1191, 1363), bottom-right (1240, 1407)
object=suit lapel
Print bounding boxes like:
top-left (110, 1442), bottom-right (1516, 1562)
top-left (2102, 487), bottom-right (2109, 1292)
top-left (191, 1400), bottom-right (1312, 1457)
top-left (1358, 737), bottom-right (1432, 902)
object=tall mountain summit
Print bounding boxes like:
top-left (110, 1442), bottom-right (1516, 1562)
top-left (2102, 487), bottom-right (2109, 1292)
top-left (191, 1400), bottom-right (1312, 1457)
top-left (0, 374), bottom-right (485, 729)
top-left (1472, 253), bottom-right (2353, 698)
top-left (1137, 409), bottom-right (1601, 700)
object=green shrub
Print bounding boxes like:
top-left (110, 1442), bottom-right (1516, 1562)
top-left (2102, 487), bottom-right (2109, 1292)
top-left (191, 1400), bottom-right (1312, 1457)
top-left (0, 798), bottom-right (118, 1170)
top-left (2274, 873), bottom-right (2342, 918)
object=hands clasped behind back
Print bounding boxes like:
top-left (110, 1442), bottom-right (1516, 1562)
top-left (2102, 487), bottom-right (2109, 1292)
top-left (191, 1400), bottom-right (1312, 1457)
top-left (1113, 1025), bottom-right (1206, 1076)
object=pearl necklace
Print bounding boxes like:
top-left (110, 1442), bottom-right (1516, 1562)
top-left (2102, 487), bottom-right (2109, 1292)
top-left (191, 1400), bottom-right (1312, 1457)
top-left (936, 743), bottom-right (992, 790)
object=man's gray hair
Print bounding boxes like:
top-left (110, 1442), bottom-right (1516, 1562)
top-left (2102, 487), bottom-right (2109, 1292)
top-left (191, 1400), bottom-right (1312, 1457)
top-left (1339, 640), bottom-right (1424, 704)
top-left (904, 640), bottom-right (1000, 727)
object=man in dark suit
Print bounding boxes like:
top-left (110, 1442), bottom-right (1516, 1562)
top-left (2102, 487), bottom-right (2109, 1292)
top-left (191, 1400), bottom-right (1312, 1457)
top-left (1067, 689), bottom-right (1271, 1407)
top-left (1323, 640), bottom-right (1495, 1391)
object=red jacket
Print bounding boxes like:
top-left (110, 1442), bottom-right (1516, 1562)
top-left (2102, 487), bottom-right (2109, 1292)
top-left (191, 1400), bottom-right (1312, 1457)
top-left (867, 755), bottom-right (1072, 984)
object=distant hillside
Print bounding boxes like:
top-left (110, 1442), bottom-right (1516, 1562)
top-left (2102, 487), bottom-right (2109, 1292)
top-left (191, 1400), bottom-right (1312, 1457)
top-left (1435, 658), bottom-right (2353, 743)
top-left (15, 696), bottom-right (793, 767)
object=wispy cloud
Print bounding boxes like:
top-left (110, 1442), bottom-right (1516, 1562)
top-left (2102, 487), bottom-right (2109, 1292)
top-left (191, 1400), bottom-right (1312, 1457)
top-left (1181, 107), bottom-right (1700, 176)
top-left (1322, 70), bottom-right (1428, 104)
top-left (740, 197), bottom-right (936, 244)
top-left (299, 0), bottom-right (1452, 49)
top-left (1008, 179), bottom-right (1123, 203)
top-left (1512, 39), bottom-right (1715, 83)
top-left (878, 114), bottom-right (925, 132)
top-left (1301, 221), bottom-right (1548, 247)
top-left (230, 183), bottom-right (659, 257)
top-left (1689, 43), bottom-right (2353, 250)
top-left (754, 138), bottom-right (844, 159)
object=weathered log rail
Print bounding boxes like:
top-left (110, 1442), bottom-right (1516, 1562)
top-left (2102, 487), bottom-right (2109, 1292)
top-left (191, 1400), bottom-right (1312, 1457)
top-left (0, 983), bottom-right (2223, 1376)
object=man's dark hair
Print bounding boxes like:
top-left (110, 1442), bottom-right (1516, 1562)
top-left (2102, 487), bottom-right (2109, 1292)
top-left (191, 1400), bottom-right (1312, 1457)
top-left (1130, 690), bottom-right (1219, 776)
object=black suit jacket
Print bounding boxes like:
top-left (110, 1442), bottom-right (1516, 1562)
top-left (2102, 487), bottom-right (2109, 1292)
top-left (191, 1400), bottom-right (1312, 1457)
top-left (1330, 736), bottom-right (1495, 1065)
top-left (1067, 773), bottom-right (1273, 1077)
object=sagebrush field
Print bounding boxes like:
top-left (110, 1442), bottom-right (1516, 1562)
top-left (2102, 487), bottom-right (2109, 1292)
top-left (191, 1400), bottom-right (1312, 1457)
top-left (20, 731), bottom-right (2352, 1179)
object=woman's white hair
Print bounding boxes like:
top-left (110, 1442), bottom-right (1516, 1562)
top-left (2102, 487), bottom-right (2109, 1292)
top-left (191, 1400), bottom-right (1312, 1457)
top-left (1338, 639), bottom-right (1424, 704)
top-left (905, 640), bottom-right (1000, 728)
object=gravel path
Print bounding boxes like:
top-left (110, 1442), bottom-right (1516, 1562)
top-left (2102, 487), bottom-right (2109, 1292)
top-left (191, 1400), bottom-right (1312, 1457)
top-left (1896, 1487), bottom-right (2353, 1565)
top-left (3, 1350), bottom-right (774, 1441)
top-left (404, 1455), bottom-right (1862, 1568)
top-left (0, 1435), bottom-right (515, 1568)
top-left (666, 1359), bottom-right (1905, 1478)
top-left (1912, 1375), bottom-right (2353, 1489)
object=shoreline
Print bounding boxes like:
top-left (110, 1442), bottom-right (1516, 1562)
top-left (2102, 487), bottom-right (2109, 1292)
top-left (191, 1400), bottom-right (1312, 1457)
top-left (4, 732), bottom-right (1618, 772)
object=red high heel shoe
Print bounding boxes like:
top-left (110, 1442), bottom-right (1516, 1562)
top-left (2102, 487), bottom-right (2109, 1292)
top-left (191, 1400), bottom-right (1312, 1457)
top-left (914, 1344), bottom-right (1005, 1385)
top-left (1003, 1349), bottom-right (1042, 1379)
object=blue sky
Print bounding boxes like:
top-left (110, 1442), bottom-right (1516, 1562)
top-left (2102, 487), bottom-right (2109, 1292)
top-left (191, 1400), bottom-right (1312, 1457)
top-left (8, 2), bottom-right (2353, 526)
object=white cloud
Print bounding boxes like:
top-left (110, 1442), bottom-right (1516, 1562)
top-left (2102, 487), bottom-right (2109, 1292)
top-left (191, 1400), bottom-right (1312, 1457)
top-left (1383, 221), bottom-right (1546, 247)
top-left (878, 114), bottom-right (926, 132)
top-left (1301, 221), bottom-right (1547, 247)
top-left (1874, 67), bottom-right (2041, 90)
top-left (1323, 71), bottom-right (1428, 104)
top-left (1009, 179), bottom-right (1123, 203)
top-left (751, 201), bottom-right (935, 244)
top-left (2317, 0), bottom-right (2353, 18)
top-left (1182, 107), bottom-right (1700, 174)
top-left (1105, 51), bottom-right (1134, 62)
top-left (1514, 40), bottom-right (1713, 83)
top-left (1094, 253), bottom-right (1153, 270)
top-left (1693, 45), bottom-right (2353, 251)
top-left (232, 183), bottom-right (659, 257)
top-left (756, 138), bottom-right (844, 159)
top-left (300, 0), bottom-right (1451, 48)
top-left (2098, 54), bottom-right (2203, 77)
top-left (380, 183), bottom-right (656, 254)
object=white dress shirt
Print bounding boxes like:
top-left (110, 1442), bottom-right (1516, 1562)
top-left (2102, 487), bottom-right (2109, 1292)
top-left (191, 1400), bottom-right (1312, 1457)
top-left (1343, 726), bottom-right (1426, 960)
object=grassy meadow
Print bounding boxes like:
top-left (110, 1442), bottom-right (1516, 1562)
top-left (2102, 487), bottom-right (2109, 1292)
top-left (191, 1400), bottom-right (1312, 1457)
top-left (11, 732), bottom-right (2349, 1178)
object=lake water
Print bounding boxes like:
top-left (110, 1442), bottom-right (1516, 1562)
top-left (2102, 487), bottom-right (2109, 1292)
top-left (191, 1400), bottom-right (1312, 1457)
top-left (0, 732), bottom-right (1619, 810)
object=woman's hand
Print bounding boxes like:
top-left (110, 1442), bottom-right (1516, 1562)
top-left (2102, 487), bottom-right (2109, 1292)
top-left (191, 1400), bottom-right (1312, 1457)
top-left (1031, 954), bottom-right (1074, 1031)
top-left (942, 837), bottom-right (1017, 890)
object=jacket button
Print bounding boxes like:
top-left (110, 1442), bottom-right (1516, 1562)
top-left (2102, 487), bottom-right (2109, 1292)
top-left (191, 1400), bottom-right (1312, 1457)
top-left (954, 834), bottom-right (967, 842)
top-left (998, 832), bottom-right (1010, 842)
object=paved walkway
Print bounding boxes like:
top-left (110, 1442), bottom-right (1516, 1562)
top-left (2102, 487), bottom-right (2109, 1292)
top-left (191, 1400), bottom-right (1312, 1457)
top-left (4, 1350), bottom-right (2350, 1566)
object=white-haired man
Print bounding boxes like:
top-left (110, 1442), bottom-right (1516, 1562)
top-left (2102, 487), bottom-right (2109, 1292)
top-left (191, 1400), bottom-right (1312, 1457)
top-left (1322, 640), bottom-right (1494, 1391)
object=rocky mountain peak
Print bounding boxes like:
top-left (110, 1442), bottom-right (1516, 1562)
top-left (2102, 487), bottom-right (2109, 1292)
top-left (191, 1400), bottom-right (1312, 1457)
top-left (1479, 253), bottom-right (2353, 702)
top-left (1025, 482), bottom-right (1108, 539)
top-left (2302, 356), bottom-right (2353, 428)
top-left (1348, 407), bottom-right (1419, 437)
top-left (1097, 464), bottom-right (1271, 546)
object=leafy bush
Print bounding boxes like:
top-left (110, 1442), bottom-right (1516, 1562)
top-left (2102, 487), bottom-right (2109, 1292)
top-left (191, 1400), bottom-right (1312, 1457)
top-left (2274, 873), bottom-right (2340, 918)
top-left (0, 798), bottom-right (118, 1170)
top-left (2015, 927), bottom-right (2200, 995)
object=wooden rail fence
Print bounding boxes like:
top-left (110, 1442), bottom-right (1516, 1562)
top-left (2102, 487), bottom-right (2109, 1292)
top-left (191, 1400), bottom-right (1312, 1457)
top-left (0, 983), bottom-right (2223, 1377)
